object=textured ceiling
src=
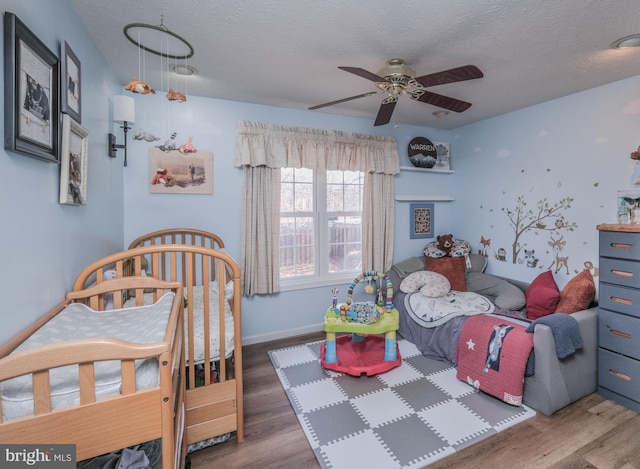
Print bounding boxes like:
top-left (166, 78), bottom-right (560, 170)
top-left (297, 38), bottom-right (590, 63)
top-left (71, 0), bottom-right (640, 130)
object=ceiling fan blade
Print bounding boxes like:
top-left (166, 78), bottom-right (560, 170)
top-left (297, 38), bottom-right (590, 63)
top-left (412, 90), bottom-right (472, 113)
top-left (309, 91), bottom-right (379, 110)
top-left (414, 65), bottom-right (483, 88)
top-left (338, 66), bottom-right (386, 83)
top-left (374, 99), bottom-right (397, 126)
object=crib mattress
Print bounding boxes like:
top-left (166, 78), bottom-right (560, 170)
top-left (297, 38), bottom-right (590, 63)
top-left (126, 281), bottom-right (234, 364)
top-left (1, 292), bottom-right (175, 421)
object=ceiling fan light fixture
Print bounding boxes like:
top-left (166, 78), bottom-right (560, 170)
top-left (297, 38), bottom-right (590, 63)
top-left (433, 110), bottom-right (450, 118)
top-left (173, 65), bottom-right (197, 76)
top-left (376, 58), bottom-right (416, 81)
top-left (611, 34), bottom-right (640, 49)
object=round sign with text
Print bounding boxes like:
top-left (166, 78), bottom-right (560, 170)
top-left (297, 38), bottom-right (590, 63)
top-left (408, 137), bottom-right (438, 168)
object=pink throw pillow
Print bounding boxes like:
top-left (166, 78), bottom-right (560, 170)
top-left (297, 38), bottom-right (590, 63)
top-left (526, 270), bottom-right (560, 320)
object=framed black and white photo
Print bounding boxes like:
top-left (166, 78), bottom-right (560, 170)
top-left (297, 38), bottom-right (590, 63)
top-left (4, 12), bottom-right (59, 163)
top-left (59, 114), bottom-right (88, 205)
top-left (61, 41), bottom-right (81, 123)
top-left (410, 203), bottom-right (434, 239)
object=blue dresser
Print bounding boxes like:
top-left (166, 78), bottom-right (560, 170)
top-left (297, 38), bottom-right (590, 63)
top-left (598, 224), bottom-right (640, 412)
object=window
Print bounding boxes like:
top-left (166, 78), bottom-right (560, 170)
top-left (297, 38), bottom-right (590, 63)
top-left (280, 167), bottom-right (363, 289)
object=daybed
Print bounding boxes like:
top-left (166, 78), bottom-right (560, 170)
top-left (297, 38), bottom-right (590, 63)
top-left (0, 276), bottom-right (187, 468)
top-left (385, 253), bottom-right (598, 416)
top-left (72, 237), bottom-right (244, 448)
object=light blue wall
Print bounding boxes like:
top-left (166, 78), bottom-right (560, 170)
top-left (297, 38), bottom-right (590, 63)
top-left (454, 75), bottom-right (640, 289)
top-left (121, 73), bottom-right (640, 343)
top-left (0, 1), bottom-right (123, 346)
top-left (122, 94), bottom-right (456, 342)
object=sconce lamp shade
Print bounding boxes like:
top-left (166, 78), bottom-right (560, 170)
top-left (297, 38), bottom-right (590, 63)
top-left (113, 95), bottom-right (135, 124)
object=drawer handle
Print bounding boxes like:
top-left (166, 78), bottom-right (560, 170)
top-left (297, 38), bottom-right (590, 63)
top-left (611, 269), bottom-right (634, 278)
top-left (609, 328), bottom-right (632, 340)
top-left (609, 369), bottom-right (632, 381)
top-left (611, 242), bottom-right (634, 250)
top-left (611, 296), bottom-right (633, 305)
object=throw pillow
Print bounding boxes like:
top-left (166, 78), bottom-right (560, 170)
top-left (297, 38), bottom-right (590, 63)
top-left (556, 270), bottom-right (596, 314)
top-left (426, 256), bottom-right (466, 291)
top-left (525, 270), bottom-right (560, 320)
top-left (399, 270), bottom-right (450, 296)
top-left (466, 271), bottom-right (526, 311)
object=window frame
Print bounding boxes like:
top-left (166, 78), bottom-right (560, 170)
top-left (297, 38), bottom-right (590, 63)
top-left (279, 167), bottom-right (363, 292)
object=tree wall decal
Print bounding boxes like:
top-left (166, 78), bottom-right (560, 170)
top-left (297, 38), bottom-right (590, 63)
top-left (502, 195), bottom-right (577, 264)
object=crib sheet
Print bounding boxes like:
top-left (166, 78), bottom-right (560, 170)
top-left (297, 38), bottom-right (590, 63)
top-left (125, 281), bottom-right (234, 364)
top-left (1, 292), bottom-right (175, 421)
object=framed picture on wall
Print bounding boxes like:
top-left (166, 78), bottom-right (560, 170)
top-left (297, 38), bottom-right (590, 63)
top-left (410, 203), bottom-right (434, 239)
top-left (3, 13), bottom-right (60, 163)
top-left (61, 41), bottom-right (81, 123)
top-left (148, 147), bottom-right (214, 195)
top-left (59, 114), bottom-right (89, 205)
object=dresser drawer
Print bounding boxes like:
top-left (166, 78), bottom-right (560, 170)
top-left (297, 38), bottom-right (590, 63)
top-left (599, 283), bottom-right (640, 318)
top-left (599, 348), bottom-right (640, 400)
top-left (600, 231), bottom-right (640, 260)
top-left (600, 257), bottom-right (640, 288)
top-left (599, 309), bottom-right (640, 360)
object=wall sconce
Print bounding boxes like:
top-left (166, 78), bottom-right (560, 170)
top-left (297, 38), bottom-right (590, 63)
top-left (108, 95), bottom-right (135, 166)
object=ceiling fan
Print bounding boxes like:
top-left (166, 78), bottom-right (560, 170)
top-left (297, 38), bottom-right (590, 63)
top-left (309, 58), bottom-right (484, 126)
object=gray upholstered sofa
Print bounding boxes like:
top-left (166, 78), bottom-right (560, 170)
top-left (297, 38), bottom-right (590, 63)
top-left (385, 254), bottom-right (598, 416)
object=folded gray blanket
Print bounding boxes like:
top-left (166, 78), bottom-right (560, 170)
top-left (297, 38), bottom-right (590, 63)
top-left (525, 313), bottom-right (583, 358)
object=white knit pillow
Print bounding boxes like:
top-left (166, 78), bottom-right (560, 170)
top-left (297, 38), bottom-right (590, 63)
top-left (420, 273), bottom-right (451, 297)
top-left (400, 271), bottom-right (450, 297)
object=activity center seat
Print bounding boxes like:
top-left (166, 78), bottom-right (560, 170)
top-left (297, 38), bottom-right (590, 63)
top-left (321, 271), bottom-right (401, 376)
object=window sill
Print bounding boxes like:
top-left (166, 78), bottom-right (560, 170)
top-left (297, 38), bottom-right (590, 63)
top-left (279, 273), bottom-right (359, 292)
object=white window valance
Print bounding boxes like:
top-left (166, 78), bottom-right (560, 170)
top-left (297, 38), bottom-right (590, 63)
top-left (235, 120), bottom-right (400, 174)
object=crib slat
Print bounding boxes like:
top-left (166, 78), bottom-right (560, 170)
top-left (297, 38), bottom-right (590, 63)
top-left (32, 370), bottom-right (51, 415)
top-left (217, 258), bottom-right (227, 381)
top-left (121, 360), bottom-right (136, 395)
top-left (79, 363), bottom-right (96, 404)
top-left (202, 256), bottom-right (211, 384)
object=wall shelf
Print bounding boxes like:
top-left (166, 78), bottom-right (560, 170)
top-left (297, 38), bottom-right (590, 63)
top-left (399, 165), bottom-right (455, 174)
top-left (395, 195), bottom-right (455, 202)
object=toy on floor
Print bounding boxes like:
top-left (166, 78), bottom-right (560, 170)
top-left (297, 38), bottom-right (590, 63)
top-left (321, 271), bottom-right (401, 376)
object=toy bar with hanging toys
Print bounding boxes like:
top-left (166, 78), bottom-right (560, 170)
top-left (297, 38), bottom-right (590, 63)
top-left (327, 271), bottom-right (394, 324)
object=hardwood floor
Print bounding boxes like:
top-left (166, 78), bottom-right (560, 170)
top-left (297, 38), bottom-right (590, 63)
top-left (189, 332), bottom-right (640, 469)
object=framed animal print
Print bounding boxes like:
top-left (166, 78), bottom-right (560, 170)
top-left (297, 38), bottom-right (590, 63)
top-left (59, 114), bottom-right (89, 205)
top-left (61, 41), bottom-right (81, 123)
top-left (410, 203), bottom-right (435, 239)
top-left (4, 13), bottom-right (60, 162)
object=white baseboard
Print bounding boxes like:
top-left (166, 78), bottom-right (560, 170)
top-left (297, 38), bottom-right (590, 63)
top-left (242, 322), bottom-right (324, 346)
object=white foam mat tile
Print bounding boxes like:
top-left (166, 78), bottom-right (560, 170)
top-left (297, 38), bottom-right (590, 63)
top-left (351, 388), bottom-right (414, 427)
top-left (418, 399), bottom-right (491, 446)
top-left (290, 378), bottom-right (348, 413)
top-left (319, 429), bottom-right (401, 469)
top-left (397, 339), bottom-right (421, 358)
top-left (426, 367), bottom-right (474, 399)
top-left (377, 361), bottom-right (423, 387)
top-left (270, 344), bottom-right (318, 368)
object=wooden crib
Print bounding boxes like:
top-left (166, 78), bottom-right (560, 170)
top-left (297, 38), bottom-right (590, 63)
top-left (0, 276), bottom-right (187, 468)
top-left (72, 238), bottom-right (244, 447)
